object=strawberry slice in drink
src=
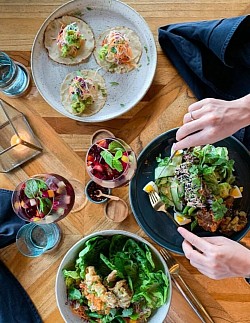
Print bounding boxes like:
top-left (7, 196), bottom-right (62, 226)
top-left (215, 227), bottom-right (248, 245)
top-left (93, 163), bottom-right (105, 173)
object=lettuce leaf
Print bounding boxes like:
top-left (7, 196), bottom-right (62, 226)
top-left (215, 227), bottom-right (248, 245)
top-left (63, 235), bottom-right (170, 321)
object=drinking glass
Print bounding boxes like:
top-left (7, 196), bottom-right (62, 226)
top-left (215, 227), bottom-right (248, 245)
top-left (16, 223), bottom-right (61, 257)
top-left (12, 173), bottom-right (86, 256)
top-left (86, 137), bottom-right (137, 188)
top-left (12, 174), bottom-right (75, 224)
top-left (0, 52), bottom-right (30, 97)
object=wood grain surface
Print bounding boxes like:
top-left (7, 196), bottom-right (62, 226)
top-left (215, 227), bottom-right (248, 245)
top-left (0, 1), bottom-right (250, 322)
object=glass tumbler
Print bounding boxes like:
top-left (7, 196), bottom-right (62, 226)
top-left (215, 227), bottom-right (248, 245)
top-left (16, 223), bottom-right (61, 257)
top-left (0, 52), bottom-right (30, 97)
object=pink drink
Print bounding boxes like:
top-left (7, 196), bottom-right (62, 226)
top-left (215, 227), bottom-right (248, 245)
top-left (86, 138), bottom-right (137, 188)
top-left (12, 174), bottom-right (75, 224)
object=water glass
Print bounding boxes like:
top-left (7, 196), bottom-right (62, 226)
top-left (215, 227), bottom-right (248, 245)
top-left (0, 52), bottom-right (30, 97)
top-left (16, 223), bottom-right (61, 257)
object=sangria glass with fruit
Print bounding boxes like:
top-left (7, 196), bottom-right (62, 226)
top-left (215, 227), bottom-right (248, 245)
top-left (12, 174), bottom-right (75, 224)
top-left (86, 138), bottom-right (137, 188)
top-left (12, 174), bottom-right (82, 257)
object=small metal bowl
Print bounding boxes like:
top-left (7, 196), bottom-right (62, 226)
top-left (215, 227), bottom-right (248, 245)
top-left (85, 180), bottom-right (111, 204)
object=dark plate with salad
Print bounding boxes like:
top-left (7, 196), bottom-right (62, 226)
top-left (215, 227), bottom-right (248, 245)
top-left (55, 230), bottom-right (171, 323)
top-left (129, 128), bottom-right (250, 254)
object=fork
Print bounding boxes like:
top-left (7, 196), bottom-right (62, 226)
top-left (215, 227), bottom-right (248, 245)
top-left (160, 248), bottom-right (214, 323)
top-left (149, 191), bottom-right (179, 226)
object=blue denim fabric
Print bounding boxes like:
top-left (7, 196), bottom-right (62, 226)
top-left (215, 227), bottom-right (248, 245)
top-left (158, 15), bottom-right (250, 100)
top-left (0, 189), bottom-right (25, 248)
top-left (158, 16), bottom-right (250, 150)
top-left (0, 189), bottom-right (42, 322)
top-left (233, 126), bottom-right (250, 150)
top-left (0, 260), bottom-right (42, 323)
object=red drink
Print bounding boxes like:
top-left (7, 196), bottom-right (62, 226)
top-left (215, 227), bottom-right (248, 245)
top-left (86, 138), bottom-right (136, 188)
top-left (12, 174), bottom-right (75, 224)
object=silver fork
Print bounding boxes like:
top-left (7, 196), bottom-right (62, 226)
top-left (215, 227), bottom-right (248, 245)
top-left (160, 248), bottom-right (214, 323)
top-left (148, 191), bottom-right (179, 226)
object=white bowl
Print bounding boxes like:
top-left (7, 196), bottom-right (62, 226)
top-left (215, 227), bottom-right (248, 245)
top-left (55, 230), bottom-right (172, 322)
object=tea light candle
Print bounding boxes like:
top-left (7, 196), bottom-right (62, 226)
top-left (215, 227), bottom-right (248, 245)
top-left (10, 133), bottom-right (29, 151)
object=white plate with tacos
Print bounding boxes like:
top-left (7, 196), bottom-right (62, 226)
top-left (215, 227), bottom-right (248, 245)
top-left (31, 0), bottom-right (157, 122)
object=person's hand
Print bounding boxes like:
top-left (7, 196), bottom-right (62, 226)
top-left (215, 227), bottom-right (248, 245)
top-left (177, 227), bottom-right (250, 279)
top-left (174, 96), bottom-right (250, 151)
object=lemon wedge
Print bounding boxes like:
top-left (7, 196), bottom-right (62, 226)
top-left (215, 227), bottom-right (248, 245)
top-left (143, 181), bottom-right (158, 194)
top-left (229, 185), bottom-right (242, 198)
top-left (170, 145), bottom-right (183, 156)
top-left (174, 212), bottom-right (191, 225)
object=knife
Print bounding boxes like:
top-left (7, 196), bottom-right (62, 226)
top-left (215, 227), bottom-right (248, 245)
top-left (172, 275), bottom-right (214, 323)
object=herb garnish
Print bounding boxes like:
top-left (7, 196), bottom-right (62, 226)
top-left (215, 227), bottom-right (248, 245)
top-left (212, 198), bottom-right (228, 220)
top-left (100, 141), bottom-right (125, 172)
top-left (110, 82), bottom-right (119, 86)
top-left (147, 55), bottom-right (150, 65)
top-left (24, 179), bottom-right (53, 215)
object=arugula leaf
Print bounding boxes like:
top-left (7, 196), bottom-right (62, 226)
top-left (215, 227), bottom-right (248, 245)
top-left (212, 198), bottom-right (228, 220)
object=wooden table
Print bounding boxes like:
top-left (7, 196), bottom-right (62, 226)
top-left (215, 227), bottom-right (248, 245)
top-left (0, 1), bottom-right (250, 322)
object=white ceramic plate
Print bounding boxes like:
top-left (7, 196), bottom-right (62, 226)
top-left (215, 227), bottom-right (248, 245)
top-left (31, 0), bottom-right (157, 122)
top-left (55, 230), bottom-right (172, 322)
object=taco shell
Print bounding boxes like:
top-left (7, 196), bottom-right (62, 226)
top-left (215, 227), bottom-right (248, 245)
top-left (94, 26), bottom-right (142, 73)
top-left (44, 16), bottom-right (95, 65)
top-left (60, 70), bottom-right (107, 116)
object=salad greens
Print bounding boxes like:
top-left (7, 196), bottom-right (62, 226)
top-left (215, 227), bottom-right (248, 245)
top-left (155, 145), bottom-right (242, 231)
top-left (63, 235), bottom-right (169, 322)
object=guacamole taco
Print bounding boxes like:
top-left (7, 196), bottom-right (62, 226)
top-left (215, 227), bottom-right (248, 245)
top-left (44, 16), bottom-right (95, 65)
top-left (94, 26), bottom-right (142, 73)
top-left (60, 70), bottom-right (107, 116)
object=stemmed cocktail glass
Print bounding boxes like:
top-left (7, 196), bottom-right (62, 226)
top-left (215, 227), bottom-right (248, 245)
top-left (12, 173), bottom-right (84, 257)
top-left (86, 137), bottom-right (137, 189)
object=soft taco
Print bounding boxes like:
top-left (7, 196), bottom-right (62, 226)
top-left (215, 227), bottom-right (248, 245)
top-left (94, 26), bottom-right (142, 73)
top-left (44, 16), bottom-right (95, 65)
top-left (60, 70), bottom-right (107, 116)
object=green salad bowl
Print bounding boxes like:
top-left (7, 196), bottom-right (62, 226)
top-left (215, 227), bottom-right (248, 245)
top-left (55, 230), bottom-right (172, 323)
